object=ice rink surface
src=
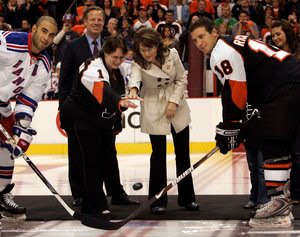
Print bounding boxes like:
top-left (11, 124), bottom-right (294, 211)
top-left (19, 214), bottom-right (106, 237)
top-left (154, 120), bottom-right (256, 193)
top-left (2, 152), bottom-right (299, 237)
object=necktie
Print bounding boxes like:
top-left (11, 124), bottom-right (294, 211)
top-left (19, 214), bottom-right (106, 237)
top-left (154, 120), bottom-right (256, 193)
top-left (92, 40), bottom-right (99, 57)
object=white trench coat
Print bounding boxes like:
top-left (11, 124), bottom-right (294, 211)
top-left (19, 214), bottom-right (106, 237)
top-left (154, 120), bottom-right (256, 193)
top-left (128, 48), bottom-right (191, 135)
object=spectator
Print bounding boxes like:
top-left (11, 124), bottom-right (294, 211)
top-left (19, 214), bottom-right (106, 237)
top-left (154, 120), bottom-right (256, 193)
top-left (161, 25), bottom-right (181, 54)
top-left (103, 0), bottom-right (120, 26)
top-left (189, 0), bottom-right (215, 17)
top-left (117, 4), bottom-right (129, 28)
top-left (120, 16), bottom-right (134, 49)
top-left (0, 13), bottom-right (12, 31)
top-left (287, 9), bottom-right (299, 33)
top-left (218, 22), bottom-right (230, 36)
top-left (3, 0), bottom-right (28, 29)
top-left (260, 15), bottom-right (273, 43)
top-left (231, 10), bottom-right (259, 38)
top-left (214, 3), bottom-right (237, 32)
top-left (156, 9), bottom-right (183, 40)
top-left (239, 0), bottom-right (257, 22)
top-left (169, 0), bottom-right (190, 31)
top-left (286, 0), bottom-right (300, 20)
top-left (102, 17), bottom-right (119, 41)
top-left (53, 13), bottom-right (80, 65)
top-left (216, 0), bottom-right (234, 18)
top-left (249, 0), bottom-right (265, 28)
top-left (187, 0), bottom-right (213, 27)
top-left (271, 19), bottom-right (300, 60)
top-left (19, 18), bottom-right (31, 32)
top-left (272, 0), bottom-right (285, 20)
top-left (156, 5), bottom-right (167, 23)
top-left (132, 5), bottom-right (156, 31)
top-left (75, 0), bottom-right (96, 24)
top-left (128, 28), bottom-right (199, 215)
top-left (129, 0), bottom-right (141, 21)
top-left (25, 0), bottom-right (44, 25)
top-left (151, 0), bottom-right (166, 23)
top-left (264, 5), bottom-right (274, 19)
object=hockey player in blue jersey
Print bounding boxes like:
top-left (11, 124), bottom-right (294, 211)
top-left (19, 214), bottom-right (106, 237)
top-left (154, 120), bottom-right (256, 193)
top-left (0, 16), bottom-right (57, 219)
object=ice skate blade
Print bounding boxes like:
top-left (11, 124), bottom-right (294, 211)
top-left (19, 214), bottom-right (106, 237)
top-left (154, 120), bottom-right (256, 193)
top-left (249, 215), bottom-right (291, 228)
top-left (0, 212), bottom-right (26, 221)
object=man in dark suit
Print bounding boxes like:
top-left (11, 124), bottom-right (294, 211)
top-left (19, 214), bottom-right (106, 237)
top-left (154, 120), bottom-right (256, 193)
top-left (59, 6), bottom-right (139, 207)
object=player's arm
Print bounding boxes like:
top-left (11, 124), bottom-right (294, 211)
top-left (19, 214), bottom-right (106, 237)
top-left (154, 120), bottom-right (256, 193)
top-left (80, 60), bottom-right (136, 111)
top-left (211, 51), bottom-right (247, 122)
top-left (211, 48), bottom-right (247, 154)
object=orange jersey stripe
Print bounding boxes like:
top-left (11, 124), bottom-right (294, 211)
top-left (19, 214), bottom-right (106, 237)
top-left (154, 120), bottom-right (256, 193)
top-left (92, 81), bottom-right (104, 104)
top-left (228, 80), bottom-right (247, 110)
top-left (265, 181), bottom-right (286, 187)
top-left (264, 163), bottom-right (292, 169)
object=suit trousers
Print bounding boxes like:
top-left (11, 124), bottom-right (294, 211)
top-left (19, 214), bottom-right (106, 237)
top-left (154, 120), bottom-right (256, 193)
top-left (74, 121), bottom-right (113, 214)
top-left (65, 120), bottom-right (86, 199)
top-left (148, 125), bottom-right (195, 208)
top-left (104, 135), bottom-right (125, 197)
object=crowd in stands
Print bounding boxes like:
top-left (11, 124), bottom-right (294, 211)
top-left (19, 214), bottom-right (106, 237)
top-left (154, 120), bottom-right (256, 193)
top-left (0, 0), bottom-right (299, 98)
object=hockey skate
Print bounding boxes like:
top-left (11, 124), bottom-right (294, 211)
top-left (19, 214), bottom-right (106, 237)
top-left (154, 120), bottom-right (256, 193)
top-left (0, 183), bottom-right (26, 221)
top-left (248, 194), bottom-right (293, 228)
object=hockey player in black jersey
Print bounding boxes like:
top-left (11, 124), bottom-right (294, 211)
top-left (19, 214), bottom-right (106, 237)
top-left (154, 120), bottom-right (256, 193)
top-left (189, 17), bottom-right (300, 227)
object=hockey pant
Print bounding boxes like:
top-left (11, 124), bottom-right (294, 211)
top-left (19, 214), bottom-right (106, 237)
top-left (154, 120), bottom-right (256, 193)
top-left (260, 84), bottom-right (300, 196)
top-left (0, 148), bottom-right (14, 192)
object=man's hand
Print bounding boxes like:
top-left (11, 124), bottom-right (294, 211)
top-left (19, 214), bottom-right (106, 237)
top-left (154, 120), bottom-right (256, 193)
top-left (13, 125), bottom-right (37, 152)
top-left (215, 122), bottom-right (242, 154)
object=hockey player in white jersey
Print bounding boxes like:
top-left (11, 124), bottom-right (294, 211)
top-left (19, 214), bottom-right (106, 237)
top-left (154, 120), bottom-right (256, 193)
top-left (0, 16), bottom-right (57, 219)
top-left (189, 17), bottom-right (300, 227)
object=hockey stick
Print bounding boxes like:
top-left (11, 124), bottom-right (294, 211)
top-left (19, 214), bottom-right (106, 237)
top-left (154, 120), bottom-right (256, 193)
top-left (81, 146), bottom-right (219, 230)
top-left (81, 109), bottom-right (260, 230)
top-left (0, 123), bottom-right (81, 220)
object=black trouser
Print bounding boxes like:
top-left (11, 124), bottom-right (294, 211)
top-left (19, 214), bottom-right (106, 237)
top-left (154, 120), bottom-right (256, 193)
top-left (65, 120), bottom-right (85, 200)
top-left (66, 122), bottom-right (125, 200)
top-left (148, 125), bottom-right (195, 208)
top-left (74, 122), bottom-right (113, 214)
top-left (291, 123), bottom-right (300, 200)
top-left (104, 135), bottom-right (125, 197)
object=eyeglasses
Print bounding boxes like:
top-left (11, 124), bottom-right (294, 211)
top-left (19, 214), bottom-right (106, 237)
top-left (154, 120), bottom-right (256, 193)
top-left (109, 55), bottom-right (125, 61)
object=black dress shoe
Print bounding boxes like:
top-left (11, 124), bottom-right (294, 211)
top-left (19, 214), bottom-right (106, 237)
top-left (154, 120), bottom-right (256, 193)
top-left (111, 193), bottom-right (140, 205)
top-left (151, 206), bottom-right (166, 215)
top-left (180, 202), bottom-right (199, 211)
top-left (72, 198), bottom-right (83, 207)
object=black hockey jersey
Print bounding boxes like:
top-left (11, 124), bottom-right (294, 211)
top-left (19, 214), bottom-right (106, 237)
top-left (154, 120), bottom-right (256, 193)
top-left (210, 35), bottom-right (300, 121)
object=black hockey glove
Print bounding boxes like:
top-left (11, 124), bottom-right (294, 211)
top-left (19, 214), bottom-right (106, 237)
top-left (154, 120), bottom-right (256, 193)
top-left (215, 122), bottom-right (242, 154)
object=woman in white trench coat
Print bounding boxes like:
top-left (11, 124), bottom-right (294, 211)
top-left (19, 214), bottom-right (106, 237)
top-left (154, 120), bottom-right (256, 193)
top-left (128, 28), bottom-right (199, 215)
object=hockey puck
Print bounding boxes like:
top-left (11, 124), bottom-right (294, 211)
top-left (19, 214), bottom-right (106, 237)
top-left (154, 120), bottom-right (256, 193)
top-left (132, 182), bottom-right (143, 190)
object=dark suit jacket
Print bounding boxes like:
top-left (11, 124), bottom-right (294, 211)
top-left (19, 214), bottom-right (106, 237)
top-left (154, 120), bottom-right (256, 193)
top-left (59, 35), bottom-right (93, 110)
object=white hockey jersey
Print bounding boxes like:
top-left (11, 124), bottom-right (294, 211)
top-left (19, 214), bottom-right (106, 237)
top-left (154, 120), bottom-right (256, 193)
top-left (0, 31), bottom-right (52, 119)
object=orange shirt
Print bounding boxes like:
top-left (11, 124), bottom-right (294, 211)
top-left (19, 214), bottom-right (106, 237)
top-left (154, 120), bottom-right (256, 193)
top-left (140, 0), bottom-right (153, 7)
top-left (114, 0), bottom-right (124, 8)
top-left (72, 24), bottom-right (86, 36)
top-left (189, 0), bottom-right (215, 15)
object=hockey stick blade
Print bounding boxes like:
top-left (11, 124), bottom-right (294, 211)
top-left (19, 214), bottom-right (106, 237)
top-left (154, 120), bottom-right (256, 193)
top-left (81, 146), bottom-right (220, 230)
top-left (0, 123), bottom-right (81, 220)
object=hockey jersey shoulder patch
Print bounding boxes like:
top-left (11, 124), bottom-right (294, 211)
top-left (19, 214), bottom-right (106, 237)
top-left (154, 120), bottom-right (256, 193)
top-left (4, 32), bottom-right (28, 53)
